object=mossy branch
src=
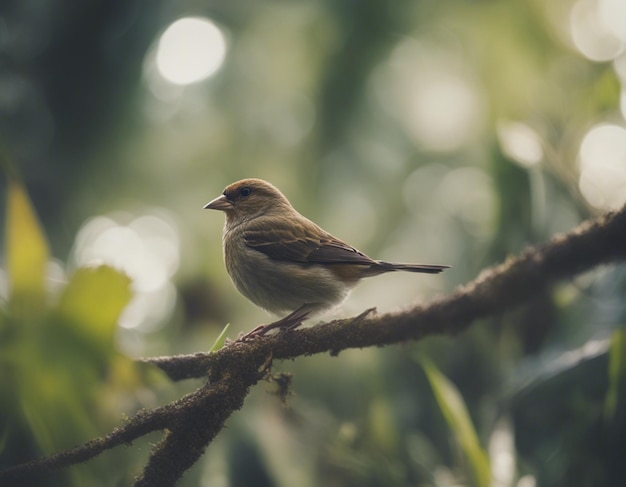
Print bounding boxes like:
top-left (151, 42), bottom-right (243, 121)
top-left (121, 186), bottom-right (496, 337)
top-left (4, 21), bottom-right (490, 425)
top-left (2, 204), bottom-right (626, 486)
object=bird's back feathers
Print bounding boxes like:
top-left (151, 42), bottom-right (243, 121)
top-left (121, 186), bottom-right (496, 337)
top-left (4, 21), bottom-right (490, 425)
top-left (241, 216), bottom-right (449, 278)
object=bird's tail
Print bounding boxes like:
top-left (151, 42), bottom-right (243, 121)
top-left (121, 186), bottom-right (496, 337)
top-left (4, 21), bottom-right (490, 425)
top-left (374, 261), bottom-right (450, 274)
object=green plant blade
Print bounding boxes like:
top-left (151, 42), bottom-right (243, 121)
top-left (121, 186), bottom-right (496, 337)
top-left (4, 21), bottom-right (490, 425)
top-left (420, 357), bottom-right (490, 487)
top-left (5, 178), bottom-right (49, 315)
top-left (605, 328), bottom-right (626, 421)
top-left (210, 323), bottom-right (230, 352)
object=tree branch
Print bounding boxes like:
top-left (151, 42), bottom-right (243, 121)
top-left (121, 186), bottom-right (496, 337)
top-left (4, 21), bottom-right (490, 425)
top-left (146, 203), bottom-right (626, 382)
top-left (2, 204), bottom-right (626, 486)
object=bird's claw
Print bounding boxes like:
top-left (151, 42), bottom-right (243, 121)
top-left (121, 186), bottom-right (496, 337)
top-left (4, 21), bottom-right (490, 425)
top-left (236, 324), bottom-right (269, 342)
top-left (236, 305), bottom-right (313, 342)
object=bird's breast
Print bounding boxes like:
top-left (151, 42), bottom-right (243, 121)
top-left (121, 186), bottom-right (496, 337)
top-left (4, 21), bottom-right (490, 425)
top-left (223, 231), bottom-right (355, 315)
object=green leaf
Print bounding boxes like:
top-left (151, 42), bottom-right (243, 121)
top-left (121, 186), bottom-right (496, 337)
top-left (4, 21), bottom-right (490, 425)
top-left (55, 266), bottom-right (132, 349)
top-left (419, 357), bottom-right (491, 487)
top-left (209, 323), bottom-right (230, 352)
top-left (18, 347), bottom-right (103, 453)
top-left (5, 178), bottom-right (49, 315)
top-left (605, 328), bottom-right (626, 421)
top-left (12, 266), bottom-right (132, 455)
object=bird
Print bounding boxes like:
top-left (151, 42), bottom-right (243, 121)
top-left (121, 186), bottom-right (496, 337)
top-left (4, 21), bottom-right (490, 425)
top-left (204, 178), bottom-right (449, 339)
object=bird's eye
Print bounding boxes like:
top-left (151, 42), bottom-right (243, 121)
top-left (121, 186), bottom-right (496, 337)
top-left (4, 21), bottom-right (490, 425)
top-left (239, 187), bottom-right (252, 197)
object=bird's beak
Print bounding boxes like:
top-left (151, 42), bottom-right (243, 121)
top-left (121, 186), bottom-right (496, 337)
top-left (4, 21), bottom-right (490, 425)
top-left (203, 194), bottom-right (233, 211)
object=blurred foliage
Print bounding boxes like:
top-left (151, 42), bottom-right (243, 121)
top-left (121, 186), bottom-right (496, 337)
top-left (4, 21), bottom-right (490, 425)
top-left (5, 176), bottom-right (48, 316)
top-left (605, 328), bottom-right (626, 421)
top-left (0, 180), bottom-right (140, 485)
top-left (420, 357), bottom-right (490, 487)
top-left (1, 0), bottom-right (626, 486)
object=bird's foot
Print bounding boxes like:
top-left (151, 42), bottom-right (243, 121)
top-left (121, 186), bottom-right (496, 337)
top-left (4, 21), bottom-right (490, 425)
top-left (237, 305), bottom-right (313, 342)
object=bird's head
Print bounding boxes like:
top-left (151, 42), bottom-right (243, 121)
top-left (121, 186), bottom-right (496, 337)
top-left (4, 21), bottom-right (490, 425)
top-left (204, 178), bottom-right (293, 224)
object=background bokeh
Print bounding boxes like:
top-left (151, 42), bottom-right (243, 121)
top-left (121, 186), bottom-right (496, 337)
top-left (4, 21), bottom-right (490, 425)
top-left (1, 0), bottom-right (626, 486)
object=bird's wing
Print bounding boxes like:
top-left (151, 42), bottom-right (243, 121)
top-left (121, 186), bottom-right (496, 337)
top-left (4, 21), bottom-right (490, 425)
top-left (243, 219), bottom-right (376, 266)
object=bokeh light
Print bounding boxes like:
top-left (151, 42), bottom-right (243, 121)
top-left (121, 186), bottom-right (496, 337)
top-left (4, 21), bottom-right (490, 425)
top-left (489, 418), bottom-right (515, 487)
top-left (497, 121), bottom-right (544, 168)
top-left (155, 17), bottom-right (226, 85)
top-left (598, 0), bottom-right (626, 42)
top-left (578, 123), bottom-right (626, 209)
top-left (517, 475), bottom-right (538, 487)
top-left (570, 0), bottom-right (624, 61)
top-left (403, 74), bottom-right (481, 151)
top-left (379, 40), bottom-right (484, 152)
top-left (71, 211), bottom-right (180, 338)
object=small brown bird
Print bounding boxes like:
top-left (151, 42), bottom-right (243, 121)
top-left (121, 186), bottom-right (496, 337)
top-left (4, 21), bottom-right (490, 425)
top-left (205, 178), bottom-right (449, 338)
